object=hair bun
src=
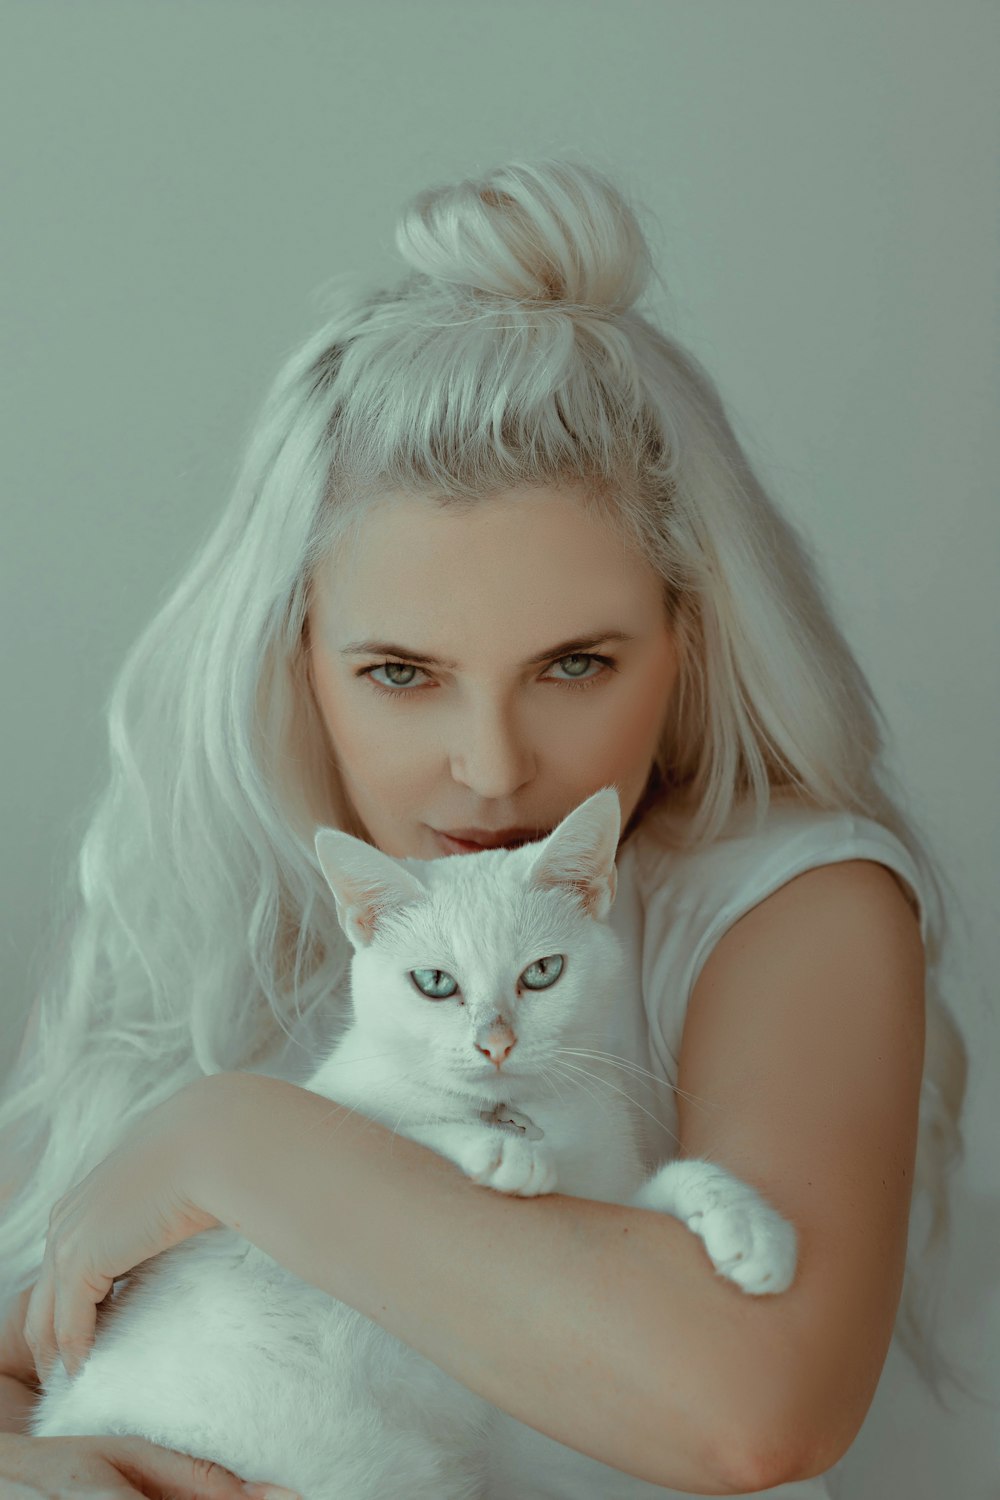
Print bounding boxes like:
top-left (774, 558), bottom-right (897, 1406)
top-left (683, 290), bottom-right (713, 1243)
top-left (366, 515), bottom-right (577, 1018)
top-left (394, 157), bottom-right (653, 316)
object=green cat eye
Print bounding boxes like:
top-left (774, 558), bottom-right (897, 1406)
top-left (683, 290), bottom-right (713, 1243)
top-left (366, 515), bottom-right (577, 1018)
top-left (521, 955), bottom-right (564, 990)
top-left (410, 968), bottom-right (459, 1000)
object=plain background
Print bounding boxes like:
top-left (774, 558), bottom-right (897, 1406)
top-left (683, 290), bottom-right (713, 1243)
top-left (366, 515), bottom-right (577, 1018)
top-left (1, 1), bottom-right (997, 1493)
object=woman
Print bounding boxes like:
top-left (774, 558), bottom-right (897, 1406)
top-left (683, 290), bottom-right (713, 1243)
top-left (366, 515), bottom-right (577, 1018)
top-left (0, 158), bottom-right (974, 1497)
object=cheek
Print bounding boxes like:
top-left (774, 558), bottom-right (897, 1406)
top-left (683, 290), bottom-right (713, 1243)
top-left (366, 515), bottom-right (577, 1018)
top-left (582, 674), bottom-right (670, 774)
top-left (620, 640), bottom-right (680, 750)
top-left (310, 655), bottom-right (399, 766)
top-left (617, 678), bottom-right (669, 752)
top-left (317, 691), bottom-right (436, 817)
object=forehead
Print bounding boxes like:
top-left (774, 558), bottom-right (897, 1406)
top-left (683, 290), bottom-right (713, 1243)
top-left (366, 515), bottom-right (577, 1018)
top-left (312, 485), bottom-right (665, 630)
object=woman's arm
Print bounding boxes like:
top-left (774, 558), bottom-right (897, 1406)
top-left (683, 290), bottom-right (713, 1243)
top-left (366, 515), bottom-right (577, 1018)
top-left (188, 1069), bottom-right (802, 1494)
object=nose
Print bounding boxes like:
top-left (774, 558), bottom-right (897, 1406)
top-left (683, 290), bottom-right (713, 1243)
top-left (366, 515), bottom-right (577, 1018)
top-left (449, 696), bottom-right (535, 799)
top-left (476, 1026), bottom-right (517, 1066)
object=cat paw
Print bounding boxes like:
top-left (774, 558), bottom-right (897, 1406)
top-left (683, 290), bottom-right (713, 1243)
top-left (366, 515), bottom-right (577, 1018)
top-left (635, 1160), bottom-right (797, 1295)
top-left (463, 1132), bottom-right (558, 1197)
top-left (690, 1186), bottom-right (797, 1294)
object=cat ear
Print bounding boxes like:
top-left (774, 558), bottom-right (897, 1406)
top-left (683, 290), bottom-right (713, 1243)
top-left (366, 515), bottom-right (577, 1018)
top-left (521, 786), bottom-right (621, 921)
top-left (314, 828), bottom-right (428, 948)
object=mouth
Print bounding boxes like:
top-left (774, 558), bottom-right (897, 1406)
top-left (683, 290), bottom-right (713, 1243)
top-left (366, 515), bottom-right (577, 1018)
top-left (432, 830), bottom-right (538, 856)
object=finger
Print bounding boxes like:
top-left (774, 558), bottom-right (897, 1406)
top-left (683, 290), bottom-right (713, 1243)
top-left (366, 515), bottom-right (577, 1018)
top-left (113, 1436), bottom-right (302, 1499)
top-left (23, 1261), bottom-right (59, 1384)
top-left (54, 1256), bottom-right (110, 1379)
top-left (24, 1205), bottom-right (63, 1378)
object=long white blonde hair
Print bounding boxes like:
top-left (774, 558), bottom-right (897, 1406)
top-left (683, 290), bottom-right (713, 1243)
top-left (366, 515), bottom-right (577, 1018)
top-left (0, 156), bottom-right (979, 1410)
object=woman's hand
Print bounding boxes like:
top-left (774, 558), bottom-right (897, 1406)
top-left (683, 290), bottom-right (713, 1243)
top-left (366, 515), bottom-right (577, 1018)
top-left (23, 1074), bottom-right (227, 1385)
top-left (0, 1430), bottom-right (300, 1498)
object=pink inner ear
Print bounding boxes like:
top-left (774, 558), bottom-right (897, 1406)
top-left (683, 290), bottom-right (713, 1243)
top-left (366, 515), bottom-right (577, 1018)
top-left (354, 906), bottom-right (381, 943)
top-left (534, 868), bottom-right (606, 918)
top-left (335, 863), bottom-right (396, 940)
top-left (574, 879), bottom-right (605, 919)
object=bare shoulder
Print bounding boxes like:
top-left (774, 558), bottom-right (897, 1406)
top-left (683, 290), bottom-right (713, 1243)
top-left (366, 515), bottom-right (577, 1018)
top-left (675, 859), bottom-right (925, 1476)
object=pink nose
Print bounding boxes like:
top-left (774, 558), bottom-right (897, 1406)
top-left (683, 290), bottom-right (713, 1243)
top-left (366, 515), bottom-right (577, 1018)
top-left (477, 1036), bottom-right (516, 1065)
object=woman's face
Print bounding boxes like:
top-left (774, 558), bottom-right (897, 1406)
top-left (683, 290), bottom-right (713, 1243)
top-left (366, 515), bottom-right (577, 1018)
top-left (306, 483), bottom-right (681, 860)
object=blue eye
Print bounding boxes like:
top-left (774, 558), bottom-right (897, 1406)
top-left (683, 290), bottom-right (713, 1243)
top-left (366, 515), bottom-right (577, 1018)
top-left (410, 968), bottom-right (459, 1000)
top-left (521, 955), bottom-right (564, 990)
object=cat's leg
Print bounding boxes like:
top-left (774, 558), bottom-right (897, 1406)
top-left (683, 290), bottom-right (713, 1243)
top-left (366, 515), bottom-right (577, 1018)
top-left (628, 1157), bottom-right (797, 1294)
top-left (404, 1119), bottom-right (558, 1198)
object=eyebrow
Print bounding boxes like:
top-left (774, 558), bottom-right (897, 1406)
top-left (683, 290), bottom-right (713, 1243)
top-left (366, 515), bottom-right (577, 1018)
top-left (338, 629), bottom-right (636, 670)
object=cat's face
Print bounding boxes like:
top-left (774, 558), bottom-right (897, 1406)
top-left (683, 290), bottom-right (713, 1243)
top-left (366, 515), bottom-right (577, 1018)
top-left (314, 787), bottom-right (626, 1097)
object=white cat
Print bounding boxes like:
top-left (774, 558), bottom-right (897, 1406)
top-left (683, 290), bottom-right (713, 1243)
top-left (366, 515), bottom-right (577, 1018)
top-left (31, 786), bottom-right (797, 1499)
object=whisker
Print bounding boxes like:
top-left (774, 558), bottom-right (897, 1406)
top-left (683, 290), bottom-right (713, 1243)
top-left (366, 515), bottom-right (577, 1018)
top-left (552, 1057), bottom-right (653, 1125)
top-left (557, 1047), bottom-right (657, 1080)
top-left (556, 1048), bottom-right (668, 1093)
top-left (546, 1060), bottom-right (616, 1123)
top-left (535, 1060), bottom-right (569, 1106)
top-left (557, 1048), bottom-right (719, 1115)
top-left (554, 1058), bottom-right (681, 1150)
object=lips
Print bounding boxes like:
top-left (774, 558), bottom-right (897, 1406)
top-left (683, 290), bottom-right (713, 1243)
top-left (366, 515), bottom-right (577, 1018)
top-left (437, 826), bottom-right (542, 848)
top-left (433, 828), bottom-right (542, 855)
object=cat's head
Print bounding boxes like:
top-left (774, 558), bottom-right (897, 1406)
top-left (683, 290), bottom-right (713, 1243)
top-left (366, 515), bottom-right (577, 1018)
top-left (313, 787), bottom-right (627, 1098)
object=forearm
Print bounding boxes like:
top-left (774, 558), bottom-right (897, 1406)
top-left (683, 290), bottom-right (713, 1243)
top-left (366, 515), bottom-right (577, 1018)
top-left (191, 1072), bottom-right (777, 1493)
top-left (0, 1374), bottom-right (37, 1436)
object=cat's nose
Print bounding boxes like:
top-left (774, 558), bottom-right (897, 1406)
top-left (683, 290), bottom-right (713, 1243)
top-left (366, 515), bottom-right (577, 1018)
top-left (476, 1034), bottom-right (517, 1065)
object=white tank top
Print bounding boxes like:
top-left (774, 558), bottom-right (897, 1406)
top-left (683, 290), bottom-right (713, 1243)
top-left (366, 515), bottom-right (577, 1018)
top-left (603, 796), bottom-right (926, 1181)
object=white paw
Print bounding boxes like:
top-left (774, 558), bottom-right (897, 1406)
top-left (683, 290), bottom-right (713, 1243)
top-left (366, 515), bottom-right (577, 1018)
top-left (462, 1131), bottom-right (558, 1197)
top-left (688, 1184), bottom-right (797, 1294)
top-left (635, 1160), bottom-right (798, 1295)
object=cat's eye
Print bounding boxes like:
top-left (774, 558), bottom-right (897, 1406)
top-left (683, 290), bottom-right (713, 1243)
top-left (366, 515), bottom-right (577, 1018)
top-left (410, 968), bottom-right (459, 1001)
top-left (520, 955), bottom-right (564, 990)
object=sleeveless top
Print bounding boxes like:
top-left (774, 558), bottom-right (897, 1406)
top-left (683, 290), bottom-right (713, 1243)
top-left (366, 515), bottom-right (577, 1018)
top-left (257, 797), bottom-right (927, 1499)
top-left (600, 796), bottom-right (926, 1180)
